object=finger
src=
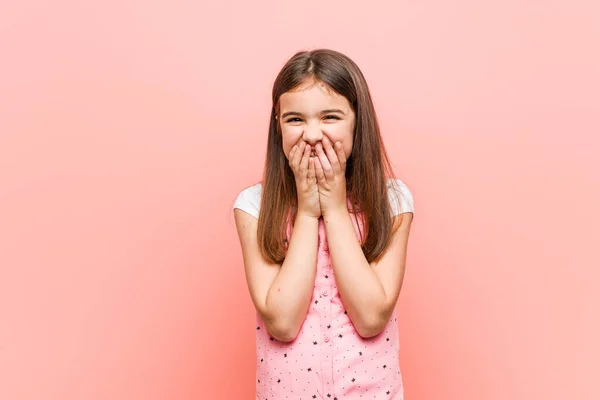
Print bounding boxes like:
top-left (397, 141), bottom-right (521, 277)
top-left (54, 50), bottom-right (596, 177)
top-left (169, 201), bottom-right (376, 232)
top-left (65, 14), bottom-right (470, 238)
top-left (315, 143), bottom-right (333, 178)
top-left (289, 145), bottom-right (297, 166)
top-left (307, 157), bottom-right (316, 182)
top-left (299, 143), bottom-right (311, 173)
top-left (314, 155), bottom-right (327, 185)
top-left (334, 141), bottom-right (346, 170)
top-left (323, 137), bottom-right (341, 173)
top-left (291, 142), bottom-right (306, 170)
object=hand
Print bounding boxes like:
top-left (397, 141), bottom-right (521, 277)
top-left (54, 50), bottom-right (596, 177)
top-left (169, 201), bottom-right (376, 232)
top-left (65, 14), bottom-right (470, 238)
top-left (314, 137), bottom-right (347, 217)
top-left (289, 141), bottom-right (321, 219)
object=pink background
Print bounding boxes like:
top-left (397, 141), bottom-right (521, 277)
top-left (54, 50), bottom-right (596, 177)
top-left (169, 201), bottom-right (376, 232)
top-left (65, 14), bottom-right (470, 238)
top-left (1, 1), bottom-right (598, 399)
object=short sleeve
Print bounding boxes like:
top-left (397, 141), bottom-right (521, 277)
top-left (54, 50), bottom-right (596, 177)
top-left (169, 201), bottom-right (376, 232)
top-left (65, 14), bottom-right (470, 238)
top-left (388, 178), bottom-right (414, 216)
top-left (233, 184), bottom-right (262, 219)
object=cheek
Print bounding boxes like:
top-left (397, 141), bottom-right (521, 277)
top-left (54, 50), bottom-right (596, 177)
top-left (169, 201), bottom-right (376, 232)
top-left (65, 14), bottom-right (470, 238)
top-left (344, 142), bottom-right (353, 159)
top-left (281, 126), bottom-right (303, 158)
top-left (327, 124), bottom-right (353, 157)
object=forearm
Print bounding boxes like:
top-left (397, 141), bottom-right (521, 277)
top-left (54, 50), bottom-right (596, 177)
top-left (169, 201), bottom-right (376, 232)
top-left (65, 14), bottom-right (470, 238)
top-left (324, 208), bottom-right (386, 337)
top-left (265, 214), bottom-right (319, 341)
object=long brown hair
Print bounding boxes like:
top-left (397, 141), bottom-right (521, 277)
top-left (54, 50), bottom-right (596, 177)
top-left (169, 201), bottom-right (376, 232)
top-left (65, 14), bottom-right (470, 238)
top-left (257, 49), bottom-right (399, 264)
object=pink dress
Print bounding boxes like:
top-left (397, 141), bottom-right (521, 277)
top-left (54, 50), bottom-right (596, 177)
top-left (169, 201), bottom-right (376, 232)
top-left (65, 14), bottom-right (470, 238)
top-left (234, 179), bottom-right (414, 400)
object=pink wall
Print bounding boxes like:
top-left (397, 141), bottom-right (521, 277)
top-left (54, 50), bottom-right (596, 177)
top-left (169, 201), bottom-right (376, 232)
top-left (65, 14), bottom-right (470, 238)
top-left (1, 1), bottom-right (598, 399)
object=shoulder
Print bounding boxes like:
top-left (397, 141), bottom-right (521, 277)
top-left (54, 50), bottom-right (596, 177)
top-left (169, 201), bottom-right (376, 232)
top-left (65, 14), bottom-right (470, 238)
top-left (233, 183), bottom-right (263, 219)
top-left (386, 178), bottom-right (415, 216)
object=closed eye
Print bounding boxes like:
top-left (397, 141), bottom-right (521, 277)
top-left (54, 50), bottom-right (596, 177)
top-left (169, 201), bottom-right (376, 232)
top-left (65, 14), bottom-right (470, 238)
top-left (284, 115), bottom-right (340, 123)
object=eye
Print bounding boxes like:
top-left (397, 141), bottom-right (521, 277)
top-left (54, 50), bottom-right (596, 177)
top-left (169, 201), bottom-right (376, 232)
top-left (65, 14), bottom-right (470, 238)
top-left (285, 117), bottom-right (302, 123)
top-left (324, 115), bottom-right (340, 120)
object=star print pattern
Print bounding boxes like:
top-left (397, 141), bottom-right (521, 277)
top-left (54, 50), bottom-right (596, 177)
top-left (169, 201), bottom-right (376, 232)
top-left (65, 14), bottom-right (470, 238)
top-left (235, 179), bottom-right (415, 400)
top-left (254, 214), bottom-right (409, 399)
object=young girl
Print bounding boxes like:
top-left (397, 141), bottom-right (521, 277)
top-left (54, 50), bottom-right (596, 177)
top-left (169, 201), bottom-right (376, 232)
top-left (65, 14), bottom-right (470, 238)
top-left (233, 49), bottom-right (415, 400)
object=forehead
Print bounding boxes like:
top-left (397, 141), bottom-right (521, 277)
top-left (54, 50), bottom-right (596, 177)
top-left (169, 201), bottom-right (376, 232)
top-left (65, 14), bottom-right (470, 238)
top-left (279, 79), bottom-right (351, 111)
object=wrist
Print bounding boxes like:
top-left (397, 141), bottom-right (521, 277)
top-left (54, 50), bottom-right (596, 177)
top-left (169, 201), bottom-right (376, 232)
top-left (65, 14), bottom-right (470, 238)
top-left (296, 211), bottom-right (320, 221)
top-left (323, 206), bottom-right (349, 220)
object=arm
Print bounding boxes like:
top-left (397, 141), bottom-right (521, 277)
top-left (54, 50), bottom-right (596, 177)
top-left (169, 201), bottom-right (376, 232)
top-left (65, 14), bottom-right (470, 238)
top-left (324, 209), bottom-right (413, 338)
top-left (234, 209), bottom-right (319, 342)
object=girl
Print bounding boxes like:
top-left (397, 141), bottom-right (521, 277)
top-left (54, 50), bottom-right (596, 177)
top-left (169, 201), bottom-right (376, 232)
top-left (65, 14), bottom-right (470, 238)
top-left (233, 49), bottom-right (415, 400)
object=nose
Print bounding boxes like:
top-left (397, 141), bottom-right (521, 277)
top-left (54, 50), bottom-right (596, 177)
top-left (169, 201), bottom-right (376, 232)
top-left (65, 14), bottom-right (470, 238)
top-left (302, 122), bottom-right (323, 146)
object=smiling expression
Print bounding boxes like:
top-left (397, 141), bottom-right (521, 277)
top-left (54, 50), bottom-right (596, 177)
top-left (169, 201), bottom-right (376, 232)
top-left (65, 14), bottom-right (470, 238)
top-left (278, 77), bottom-right (356, 161)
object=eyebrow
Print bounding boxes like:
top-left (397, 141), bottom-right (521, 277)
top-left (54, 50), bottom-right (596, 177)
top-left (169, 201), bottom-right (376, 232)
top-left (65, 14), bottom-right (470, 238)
top-left (281, 109), bottom-right (346, 119)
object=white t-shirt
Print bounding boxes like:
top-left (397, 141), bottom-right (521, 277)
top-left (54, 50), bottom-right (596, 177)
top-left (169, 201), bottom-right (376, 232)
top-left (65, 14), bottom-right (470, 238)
top-left (233, 178), bottom-right (414, 219)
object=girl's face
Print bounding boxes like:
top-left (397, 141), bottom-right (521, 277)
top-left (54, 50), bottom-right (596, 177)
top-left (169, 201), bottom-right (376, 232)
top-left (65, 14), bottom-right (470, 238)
top-left (278, 78), bottom-right (355, 160)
